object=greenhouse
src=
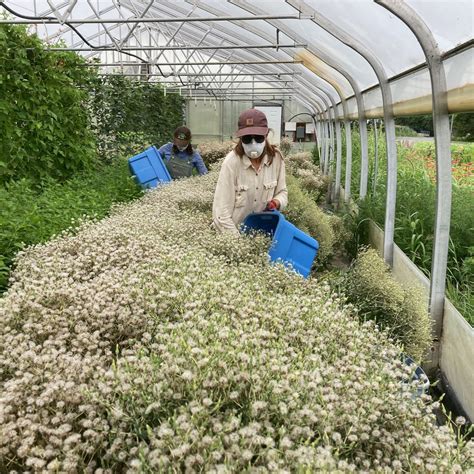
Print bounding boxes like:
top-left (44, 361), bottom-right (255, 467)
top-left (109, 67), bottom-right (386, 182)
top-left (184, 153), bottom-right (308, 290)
top-left (0, 0), bottom-right (473, 471)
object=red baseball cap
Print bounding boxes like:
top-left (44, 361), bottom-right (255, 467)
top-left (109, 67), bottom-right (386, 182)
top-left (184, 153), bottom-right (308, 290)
top-left (235, 108), bottom-right (269, 137)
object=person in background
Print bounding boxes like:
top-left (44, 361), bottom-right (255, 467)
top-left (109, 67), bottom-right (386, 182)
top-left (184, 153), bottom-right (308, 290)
top-left (212, 108), bottom-right (288, 235)
top-left (158, 126), bottom-right (208, 179)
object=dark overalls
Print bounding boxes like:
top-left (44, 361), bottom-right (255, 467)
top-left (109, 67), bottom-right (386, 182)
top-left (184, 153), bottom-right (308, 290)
top-left (157, 142), bottom-right (208, 179)
top-left (165, 151), bottom-right (194, 179)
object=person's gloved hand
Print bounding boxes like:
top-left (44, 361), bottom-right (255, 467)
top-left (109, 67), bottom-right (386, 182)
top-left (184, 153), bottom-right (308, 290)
top-left (265, 199), bottom-right (280, 211)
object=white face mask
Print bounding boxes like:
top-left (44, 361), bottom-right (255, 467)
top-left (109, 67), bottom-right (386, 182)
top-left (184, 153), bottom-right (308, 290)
top-left (243, 139), bottom-right (265, 159)
top-left (177, 145), bottom-right (188, 152)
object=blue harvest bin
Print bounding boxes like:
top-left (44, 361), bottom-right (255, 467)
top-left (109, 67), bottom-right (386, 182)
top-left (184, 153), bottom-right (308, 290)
top-left (242, 210), bottom-right (319, 278)
top-left (128, 146), bottom-right (172, 189)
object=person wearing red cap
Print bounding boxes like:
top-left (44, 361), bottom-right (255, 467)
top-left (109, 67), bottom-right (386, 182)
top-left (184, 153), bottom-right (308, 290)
top-left (158, 126), bottom-right (208, 179)
top-left (212, 108), bottom-right (288, 235)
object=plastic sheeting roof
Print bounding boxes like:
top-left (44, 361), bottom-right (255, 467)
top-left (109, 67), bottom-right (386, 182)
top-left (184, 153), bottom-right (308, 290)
top-left (2, 0), bottom-right (473, 117)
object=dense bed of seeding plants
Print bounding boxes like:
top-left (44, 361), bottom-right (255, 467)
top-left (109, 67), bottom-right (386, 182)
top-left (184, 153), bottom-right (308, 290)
top-left (1, 149), bottom-right (472, 472)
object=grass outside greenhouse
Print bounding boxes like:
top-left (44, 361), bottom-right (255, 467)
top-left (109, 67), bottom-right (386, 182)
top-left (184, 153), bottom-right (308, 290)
top-left (337, 130), bottom-right (474, 325)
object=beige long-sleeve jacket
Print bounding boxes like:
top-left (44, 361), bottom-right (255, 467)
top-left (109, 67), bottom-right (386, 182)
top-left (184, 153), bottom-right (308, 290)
top-left (212, 149), bottom-right (288, 235)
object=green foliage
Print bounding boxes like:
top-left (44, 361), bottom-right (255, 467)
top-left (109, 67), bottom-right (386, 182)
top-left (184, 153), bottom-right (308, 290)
top-left (311, 144), bottom-right (320, 166)
top-left (0, 24), bottom-right (97, 184)
top-left (395, 125), bottom-right (418, 137)
top-left (452, 112), bottom-right (474, 141)
top-left (0, 25), bottom-right (186, 293)
top-left (412, 141), bottom-right (474, 168)
top-left (285, 151), bottom-right (350, 266)
top-left (342, 248), bottom-right (432, 362)
top-left (445, 243), bottom-right (474, 324)
top-left (286, 152), bottom-right (329, 203)
top-left (353, 138), bottom-right (474, 323)
top-left (326, 212), bottom-right (353, 257)
top-left (0, 23), bottom-right (184, 182)
top-left (284, 174), bottom-right (335, 265)
top-left (340, 123), bottom-right (361, 199)
top-left (339, 123), bottom-right (389, 202)
top-left (396, 115), bottom-right (434, 136)
top-left (87, 75), bottom-right (184, 160)
top-left (396, 112), bottom-right (474, 142)
top-left (113, 131), bottom-right (153, 159)
top-left (0, 159), bottom-right (141, 291)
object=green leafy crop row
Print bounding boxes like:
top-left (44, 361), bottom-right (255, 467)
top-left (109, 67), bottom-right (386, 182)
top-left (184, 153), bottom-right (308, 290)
top-left (0, 24), bottom-right (97, 184)
top-left (0, 160), bottom-right (141, 291)
top-left (0, 24), bottom-right (185, 184)
top-left (87, 75), bottom-right (184, 161)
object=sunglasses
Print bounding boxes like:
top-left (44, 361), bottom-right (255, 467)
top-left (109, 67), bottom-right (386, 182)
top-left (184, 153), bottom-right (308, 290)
top-left (241, 135), bottom-right (265, 144)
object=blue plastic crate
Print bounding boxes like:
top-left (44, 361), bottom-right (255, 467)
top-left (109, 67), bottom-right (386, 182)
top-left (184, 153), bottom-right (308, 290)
top-left (242, 210), bottom-right (319, 278)
top-left (128, 146), bottom-right (172, 189)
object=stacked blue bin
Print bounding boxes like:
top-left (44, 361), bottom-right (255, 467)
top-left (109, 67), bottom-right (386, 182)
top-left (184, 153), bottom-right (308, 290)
top-left (242, 211), bottom-right (319, 278)
top-left (128, 146), bottom-right (172, 189)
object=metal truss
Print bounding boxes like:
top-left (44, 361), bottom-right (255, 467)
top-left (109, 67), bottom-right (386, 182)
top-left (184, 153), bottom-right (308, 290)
top-left (1, 0), bottom-right (303, 99)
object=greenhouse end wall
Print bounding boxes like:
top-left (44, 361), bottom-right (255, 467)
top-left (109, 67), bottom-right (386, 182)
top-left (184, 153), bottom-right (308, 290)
top-left (185, 99), bottom-right (314, 144)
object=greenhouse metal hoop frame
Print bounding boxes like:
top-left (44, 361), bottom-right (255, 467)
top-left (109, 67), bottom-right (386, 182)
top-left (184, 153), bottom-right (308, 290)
top-left (1, 0), bottom-right (473, 368)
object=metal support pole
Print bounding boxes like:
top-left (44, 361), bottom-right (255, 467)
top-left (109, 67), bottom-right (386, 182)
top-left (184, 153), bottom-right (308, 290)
top-left (128, 0), bottom-right (242, 94)
top-left (153, 79), bottom-right (294, 84)
top-left (48, 43), bottom-right (307, 52)
top-left (285, 1), bottom-right (374, 201)
top-left (44, 4), bottom-right (117, 43)
top-left (130, 0), bottom-right (299, 95)
top-left (33, 0), bottom-right (38, 35)
top-left (86, 0), bottom-right (120, 50)
top-left (184, 97), bottom-right (290, 102)
top-left (372, 119), bottom-right (379, 196)
top-left (359, 119), bottom-right (369, 199)
top-left (173, 87), bottom-right (295, 91)
top-left (117, 0), bottom-right (312, 105)
top-left (47, 0), bottom-right (77, 22)
top-left (0, 14), bottom-right (305, 24)
top-left (172, 31), bottom-right (220, 78)
top-left (324, 119), bottom-right (330, 175)
top-left (181, 93), bottom-right (294, 97)
top-left (178, 30), bottom-right (214, 74)
top-left (116, 0), bottom-right (154, 47)
top-left (189, 0), bottom-right (346, 142)
top-left (90, 70), bottom-right (300, 76)
top-left (344, 121), bottom-right (353, 201)
top-left (376, 0), bottom-right (453, 361)
top-left (147, 3), bottom-right (198, 65)
top-left (297, 79), bottom-right (343, 186)
top-left (326, 116), bottom-right (336, 205)
top-left (319, 120), bottom-right (326, 172)
top-left (156, 17), bottom-right (220, 92)
top-left (316, 120), bottom-right (322, 161)
top-left (334, 118), bottom-right (342, 204)
top-left (287, 0), bottom-right (399, 261)
top-left (326, 117), bottom-right (334, 176)
top-left (318, 118), bottom-right (325, 172)
top-left (92, 60), bottom-right (303, 66)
